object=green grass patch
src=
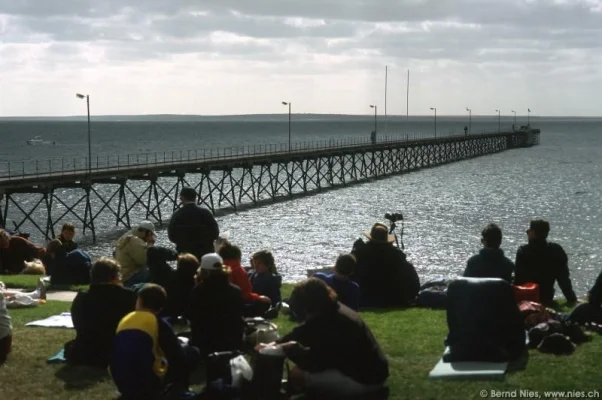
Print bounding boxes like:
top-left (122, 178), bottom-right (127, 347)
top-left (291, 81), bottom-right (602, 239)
top-left (1, 284), bottom-right (600, 399)
top-left (1, 274), bottom-right (87, 292)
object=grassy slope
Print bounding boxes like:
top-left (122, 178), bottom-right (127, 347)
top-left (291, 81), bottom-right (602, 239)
top-left (0, 281), bottom-right (600, 400)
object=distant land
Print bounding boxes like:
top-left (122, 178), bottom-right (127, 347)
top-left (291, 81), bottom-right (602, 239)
top-left (0, 114), bottom-right (595, 122)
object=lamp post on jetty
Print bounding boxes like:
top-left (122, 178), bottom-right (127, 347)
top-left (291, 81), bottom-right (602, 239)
top-left (430, 107), bottom-right (437, 137)
top-left (76, 93), bottom-right (92, 174)
top-left (511, 110), bottom-right (517, 126)
top-left (369, 104), bottom-right (378, 135)
top-left (282, 101), bottom-right (292, 152)
top-left (466, 107), bottom-right (472, 135)
top-left (527, 108), bottom-right (531, 126)
top-left (495, 109), bottom-right (501, 133)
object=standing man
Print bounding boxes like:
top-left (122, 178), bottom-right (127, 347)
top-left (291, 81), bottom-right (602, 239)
top-left (168, 187), bottom-right (219, 260)
top-left (514, 219), bottom-right (577, 306)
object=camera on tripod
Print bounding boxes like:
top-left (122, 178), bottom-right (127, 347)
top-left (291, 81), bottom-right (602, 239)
top-left (385, 212), bottom-right (404, 223)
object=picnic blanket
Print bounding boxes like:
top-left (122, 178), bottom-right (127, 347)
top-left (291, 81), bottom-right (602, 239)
top-left (26, 312), bottom-right (74, 329)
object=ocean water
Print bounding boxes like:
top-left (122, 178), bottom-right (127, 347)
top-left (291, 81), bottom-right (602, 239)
top-left (1, 117), bottom-right (601, 296)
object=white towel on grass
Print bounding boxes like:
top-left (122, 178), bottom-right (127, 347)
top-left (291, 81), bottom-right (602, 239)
top-left (25, 312), bottom-right (74, 329)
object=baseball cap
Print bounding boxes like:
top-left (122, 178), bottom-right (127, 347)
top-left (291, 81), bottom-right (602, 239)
top-left (200, 253), bottom-right (224, 271)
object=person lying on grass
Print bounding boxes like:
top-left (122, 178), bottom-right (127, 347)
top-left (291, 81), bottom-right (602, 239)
top-left (255, 278), bottom-right (389, 399)
top-left (111, 283), bottom-right (200, 399)
top-left (65, 257), bottom-right (136, 367)
top-left (0, 228), bottom-right (46, 275)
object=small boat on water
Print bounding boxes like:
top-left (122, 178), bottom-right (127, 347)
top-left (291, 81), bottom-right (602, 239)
top-left (26, 136), bottom-right (55, 145)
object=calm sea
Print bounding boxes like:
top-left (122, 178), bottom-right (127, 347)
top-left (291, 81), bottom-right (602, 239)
top-left (1, 116), bottom-right (601, 296)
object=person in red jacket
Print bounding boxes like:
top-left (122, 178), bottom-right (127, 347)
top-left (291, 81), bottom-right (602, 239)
top-left (217, 241), bottom-right (272, 317)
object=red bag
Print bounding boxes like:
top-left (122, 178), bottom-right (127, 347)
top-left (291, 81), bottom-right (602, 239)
top-left (513, 283), bottom-right (540, 304)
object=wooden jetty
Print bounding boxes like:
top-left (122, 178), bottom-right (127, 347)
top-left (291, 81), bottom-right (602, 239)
top-left (0, 130), bottom-right (540, 242)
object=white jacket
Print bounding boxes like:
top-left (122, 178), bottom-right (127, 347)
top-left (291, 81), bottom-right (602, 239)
top-left (114, 230), bottom-right (150, 282)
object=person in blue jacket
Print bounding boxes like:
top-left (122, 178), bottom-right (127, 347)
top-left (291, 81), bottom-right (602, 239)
top-left (248, 250), bottom-right (282, 306)
top-left (46, 239), bottom-right (92, 285)
top-left (314, 254), bottom-right (360, 311)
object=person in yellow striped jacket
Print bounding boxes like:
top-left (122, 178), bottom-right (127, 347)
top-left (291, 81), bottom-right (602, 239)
top-left (110, 284), bottom-right (200, 399)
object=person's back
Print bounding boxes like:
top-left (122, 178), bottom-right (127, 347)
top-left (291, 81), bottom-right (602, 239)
top-left (464, 224), bottom-right (514, 283)
top-left (162, 253), bottom-right (199, 319)
top-left (314, 273), bottom-right (360, 311)
top-left (272, 278), bottom-right (389, 397)
top-left (112, 284), bottom-right (200, 399)
top-left (111, 310), bottom-right (167, 397)
top-left (168, 188), bottom-right (219, 259)
top-left (514, 219), bottom-right (577, 305)
top-left (67, 258), bottom-right (136, 367)
top-left (186, 253), bottom-right (244, 355)
top-left (353, 239), bottom-right (420, 307)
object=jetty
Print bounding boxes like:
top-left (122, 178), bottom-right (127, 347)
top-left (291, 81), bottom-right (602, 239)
top-left (0, 129), bottom-right (540, 241)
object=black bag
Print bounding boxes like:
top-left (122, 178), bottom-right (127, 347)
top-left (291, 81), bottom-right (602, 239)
top-left (249, 352), bottom-right (286, 400)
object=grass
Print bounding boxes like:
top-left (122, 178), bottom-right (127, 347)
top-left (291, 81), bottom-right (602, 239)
top-left (1, 274), bottom-right (87, 292)
top-left (1, 283), bottom-right (600, 400)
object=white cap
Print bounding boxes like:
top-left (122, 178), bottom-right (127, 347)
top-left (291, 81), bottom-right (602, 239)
top-left (200, 253), bottom-right (224, 271)
top-left (138, 221), bottom-right (155, 233)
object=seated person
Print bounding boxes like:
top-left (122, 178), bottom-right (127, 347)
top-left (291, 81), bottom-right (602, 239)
top-left (217, 241), bottom-right (272, 316)
top-left (65, 258), bottom-right (137, 367)
top-left (257, 278), bottom-right (389, 398)
top-left (147, 247), bottom-right (179, 289)
top-left (248, 250), bottom-right (282, 306)
top-left (0, 289), bottom-right (12, 365)
top-left (463, 223), bottom-right (514, 283)
top-left (569, 270), bottom-right (602, 325)
top-left (0, 229), bottom-right (45, 274)
top-left (514, 219), bottom-right (577, 306)
top-left (111, 284), bottom-right (200, 399)
top-left (162, 253), bottom-right (199, 320)
top-left (46, 240), bottom-right (92, 286)
top-left (314, 254), bottom-right (360, 311)
top-left (56, 222), bottom-right (78, 253)
top-left (115, 221), bottom-right (156, 287)
top-left (186, 253), bottom-right (244, 356)
top-left (351, 223), bottom-right (420, 308)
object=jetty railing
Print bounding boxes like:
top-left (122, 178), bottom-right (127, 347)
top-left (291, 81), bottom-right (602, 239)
top-left (0, 128), bottom-right (510, 181)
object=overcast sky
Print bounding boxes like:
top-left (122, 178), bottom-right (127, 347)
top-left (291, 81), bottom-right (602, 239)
top-left (1, 0), bottom-right (601, 117)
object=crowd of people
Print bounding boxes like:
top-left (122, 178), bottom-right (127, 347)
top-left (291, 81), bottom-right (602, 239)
top-left (0, 187), bottom-right (601, 398)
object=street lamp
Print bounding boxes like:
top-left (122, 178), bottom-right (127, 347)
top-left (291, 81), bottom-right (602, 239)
top-left (511, 110), bottom-right (517, 125)
top-left (527, 108), bottom-right (531, 126)
top-left (76, 93), bottom-right (91, 174)
top-left (495, 109), bottom-right (501, 133)
top-left (369, 105), bottom-right (378, 136)
top-left (282, 101), bottom-right (291, 152)
top-left (430, 107), bottom-right (437, 137)
top-left (466, 107), bottom-right (472, 135)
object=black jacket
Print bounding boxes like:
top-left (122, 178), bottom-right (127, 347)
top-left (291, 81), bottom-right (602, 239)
top-left (278, 303), bottom-right (389, 386)
top-left (514, 239), bottom-right (577, 305)
top-left (464, 248), bottom-right (515, 283)
top-left (588, 270), bottom-right (602, 308)
top-left (67, 284), bottom-right (137, 367)
top-left (186, 275), bottom-right (244, 355)
top-left (351, 240), bottom-right (420, 308)
top-left (168, 203), bottom-right (219, 258)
